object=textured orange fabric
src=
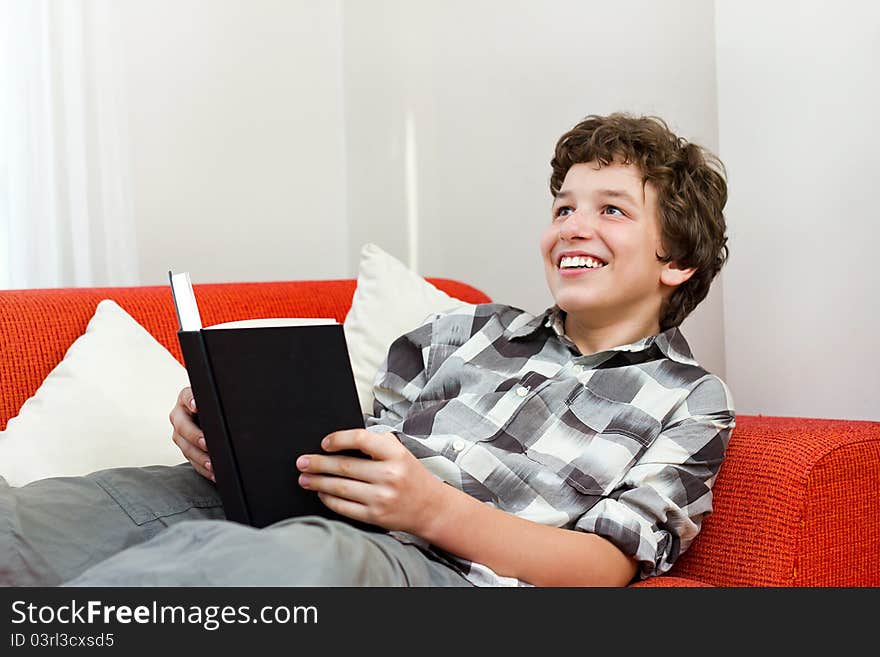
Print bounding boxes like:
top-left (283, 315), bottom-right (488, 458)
top-left (1, 280), bottom-right (877, 587)
top-left (630, 576), bottom-right (712, 588)
top-left (0, 278), bottom-right (490, 430)
top-left (669, 415), bottom-right (880, 587)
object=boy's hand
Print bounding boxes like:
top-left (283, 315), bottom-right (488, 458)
top-left (296, 430), bottom-right (446, 536)
top-left (169, 386), bottom-right (214, 482)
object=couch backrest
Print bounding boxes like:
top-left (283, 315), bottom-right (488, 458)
top-left (0, 278), bottom-right (491, 430)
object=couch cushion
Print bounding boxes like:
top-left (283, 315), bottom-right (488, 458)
top-left (344, 243), bottom-right (474, 415)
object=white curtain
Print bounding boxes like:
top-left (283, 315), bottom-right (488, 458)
top-left (0, 0), bottom-right (138, 290)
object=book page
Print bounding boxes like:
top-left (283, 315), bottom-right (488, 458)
top-left (168, 271), bottom-right (203, 331)
top-left (206, 318), bottom-right (338, 330)
top-left (169, 271), bottom-right (336, 331)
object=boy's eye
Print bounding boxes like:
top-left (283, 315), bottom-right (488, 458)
top-left (602, 205), bottom-right (625, 217)
top-left (554, 206), bottom-right (574, 219)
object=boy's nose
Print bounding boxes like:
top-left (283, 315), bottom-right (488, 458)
top-left (559, 211), bottom-right (596, 240)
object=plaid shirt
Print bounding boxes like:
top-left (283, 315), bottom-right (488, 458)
top-left (365, 303), bottom-right (735, 586)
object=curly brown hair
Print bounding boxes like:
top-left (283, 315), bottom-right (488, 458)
top-left (550, 113), bottom-right (729, 331)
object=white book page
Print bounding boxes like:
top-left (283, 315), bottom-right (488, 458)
top-left (206, 318), bottom-right (338, 330)
top-left (169, 271), bottom-right (203, 331)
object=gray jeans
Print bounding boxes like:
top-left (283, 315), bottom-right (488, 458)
top-left (0, 464), bottom-right (472, 587)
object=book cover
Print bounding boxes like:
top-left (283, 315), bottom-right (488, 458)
top-left (169, 271), bottom-right (376, 531)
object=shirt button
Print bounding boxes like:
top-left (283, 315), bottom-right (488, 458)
top-left (452, 439), bottom-right (466, 452)
top-left (516, 386), bottom-right (530, 397)
top-left (572, 365), bottom-right (584, 375)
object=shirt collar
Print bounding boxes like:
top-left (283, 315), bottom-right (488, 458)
top-left (510, 305), bottom-right (699, 366)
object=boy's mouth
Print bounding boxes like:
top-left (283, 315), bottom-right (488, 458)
top-left (557, 254), bottom-right (608, 271)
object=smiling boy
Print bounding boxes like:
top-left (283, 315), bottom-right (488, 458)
top-left (2, 113), bottom-right (734, 587)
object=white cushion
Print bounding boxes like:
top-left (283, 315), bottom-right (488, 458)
top-left (344, 243), bottom-right (473, 416)
top-left (0, 299), bottom-right (190, 486)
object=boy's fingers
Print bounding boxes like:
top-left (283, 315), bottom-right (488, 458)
top-left (296, 454), bottom-right (376, 482)
top-left (315, 493), bottom-right (369, 524)
top-left (176, 386), bottom-right (197, 413)
top-left (322, 429), bottom-right (398, 460)
top-left (169, 406), bottom-right (204, 446)
top-left (172, 431), bottom-right (207, 461)
top-left (299, 473), bottom-right (373, 504)
top-left (171, 433), bottom-right (212, 478)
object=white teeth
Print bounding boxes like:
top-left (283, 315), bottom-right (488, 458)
top-left (559, 255), bottom-right (605, 269)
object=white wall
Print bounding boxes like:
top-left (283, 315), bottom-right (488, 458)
top-left (110, 0), bottom-right (727, 375)
top-left (342, 0), bottom-right (727, 377)
top-left (22, 0), bottom-right (878, 418)
top-left (117, 0), bottom-right (348, 285)
top-left (716, 0), bottom-right (880, 420)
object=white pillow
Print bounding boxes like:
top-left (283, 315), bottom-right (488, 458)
top-left (344, 243), bottom-right (473, 416)
top-left (0, 299), bottom-right (190, 486)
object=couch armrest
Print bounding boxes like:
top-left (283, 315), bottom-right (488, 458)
top-left (668, 415), bottom-right (880, 586)
top-left (630, 576), bottom-right (712, 588)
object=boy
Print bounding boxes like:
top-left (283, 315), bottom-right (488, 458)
top-left (2, 113), bottom-right (734, 587)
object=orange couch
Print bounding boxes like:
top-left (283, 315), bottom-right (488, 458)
top-left (1, 279), bottom-right (877, 587)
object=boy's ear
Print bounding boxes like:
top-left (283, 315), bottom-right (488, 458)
top-left (660, 261), bottom-right (696, 288)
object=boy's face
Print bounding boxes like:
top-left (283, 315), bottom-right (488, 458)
top-left (540, 160), bottom-right (677, 331)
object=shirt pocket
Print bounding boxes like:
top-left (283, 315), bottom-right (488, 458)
top-left (526, 385), bottom-right (663, 496)
top-left (419, 358), bottom-right (544, 437)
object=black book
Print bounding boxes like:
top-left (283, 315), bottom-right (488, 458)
top-left (168, 271), bottom-right (378, 531)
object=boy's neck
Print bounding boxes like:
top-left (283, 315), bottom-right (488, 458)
top-left (562, 310), bottom-right (662, 357)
